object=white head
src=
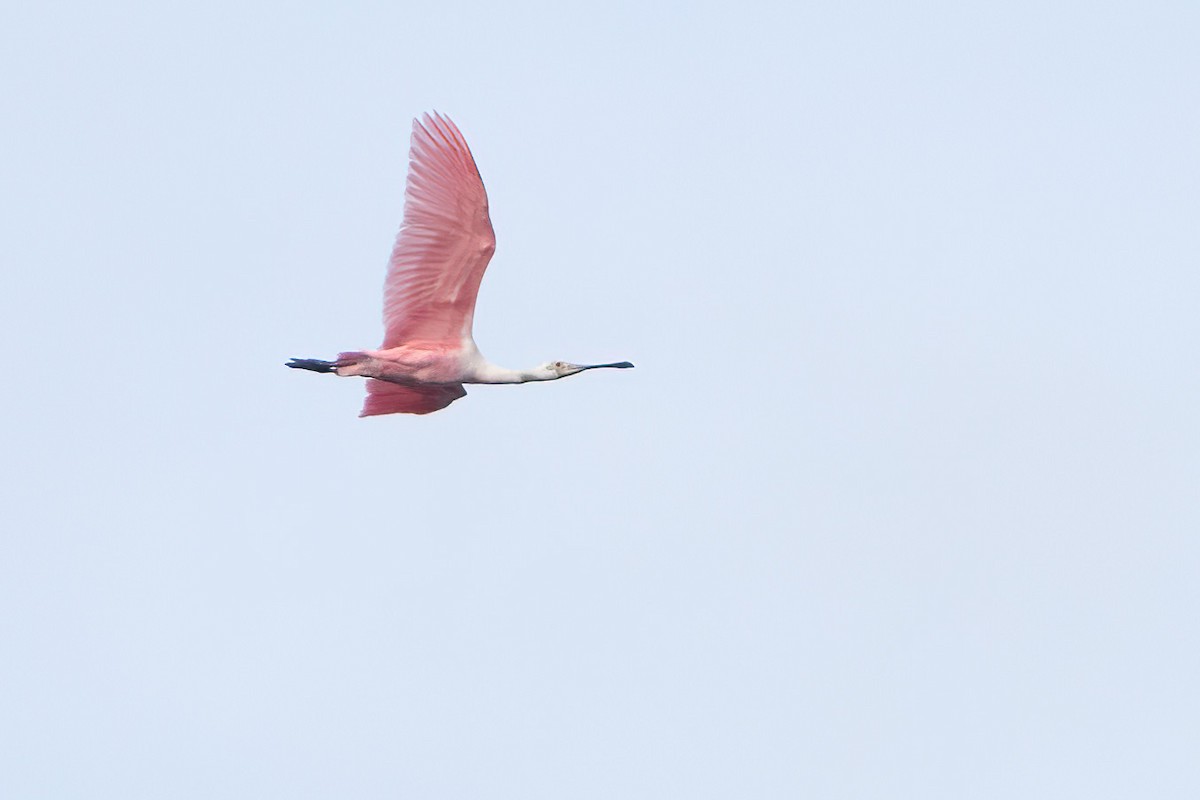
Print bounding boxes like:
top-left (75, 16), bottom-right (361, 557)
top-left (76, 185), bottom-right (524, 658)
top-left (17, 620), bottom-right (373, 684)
top-left (528, 360), bottom-right (635, 381)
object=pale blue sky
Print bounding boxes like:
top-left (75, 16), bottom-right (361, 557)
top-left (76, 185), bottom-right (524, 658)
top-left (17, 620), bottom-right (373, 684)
top-left (3, 1), bottom-right (1198, 797)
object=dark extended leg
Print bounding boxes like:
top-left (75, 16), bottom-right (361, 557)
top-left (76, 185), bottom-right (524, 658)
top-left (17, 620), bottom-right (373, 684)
top-left (285, 358), bottom-right (337, 374)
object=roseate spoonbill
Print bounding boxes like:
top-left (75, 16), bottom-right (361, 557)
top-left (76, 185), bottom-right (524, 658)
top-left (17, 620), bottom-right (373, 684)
top-left (286, 112), bottom-right (633, 416)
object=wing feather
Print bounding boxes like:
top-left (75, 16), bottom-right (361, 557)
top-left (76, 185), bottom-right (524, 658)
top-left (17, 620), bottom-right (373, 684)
top-left (380, 112), bottom-right (496, 348)
top-left (360, 380), bottom-right (467, 417)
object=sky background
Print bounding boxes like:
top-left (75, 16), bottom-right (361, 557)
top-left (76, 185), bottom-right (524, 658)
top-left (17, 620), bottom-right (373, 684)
top-left (2, 1), bottom-right (1198, 797)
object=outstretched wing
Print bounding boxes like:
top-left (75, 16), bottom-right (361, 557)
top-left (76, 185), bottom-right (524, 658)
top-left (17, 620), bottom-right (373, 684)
top-left (381, 112), bottom-right (497, 349)
top-left (360, 380), bottom-right (467, 417)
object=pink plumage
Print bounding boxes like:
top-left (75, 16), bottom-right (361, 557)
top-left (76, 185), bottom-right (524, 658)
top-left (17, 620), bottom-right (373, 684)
top-left (286, 112), bottom-right (634, 416)
top-left (381, 113), bottom-right (496, 349)
top-left (361, 380), bottom-right (467, 417)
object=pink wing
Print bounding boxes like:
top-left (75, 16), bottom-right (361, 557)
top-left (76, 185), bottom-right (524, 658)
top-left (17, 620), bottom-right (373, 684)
top-left (381, 112), bottom-right (497, 349)
top-left (360, 380), bottom-right (467, 417)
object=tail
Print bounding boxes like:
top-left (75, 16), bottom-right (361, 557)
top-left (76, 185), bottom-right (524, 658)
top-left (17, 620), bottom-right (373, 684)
top-left (285, 357), bottom-right (337, 374)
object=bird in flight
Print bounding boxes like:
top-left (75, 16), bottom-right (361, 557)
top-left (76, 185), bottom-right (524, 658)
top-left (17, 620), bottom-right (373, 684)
top-left (287, 112), bottom-right (633, 416)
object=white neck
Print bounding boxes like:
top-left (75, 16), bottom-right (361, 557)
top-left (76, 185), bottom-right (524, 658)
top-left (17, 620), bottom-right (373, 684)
top-left (465, 361), bottom-right (545, 384)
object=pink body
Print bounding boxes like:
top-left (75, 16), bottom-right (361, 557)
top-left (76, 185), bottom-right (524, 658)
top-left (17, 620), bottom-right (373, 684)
top-left (343, 113), bottom-right (499, 415)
